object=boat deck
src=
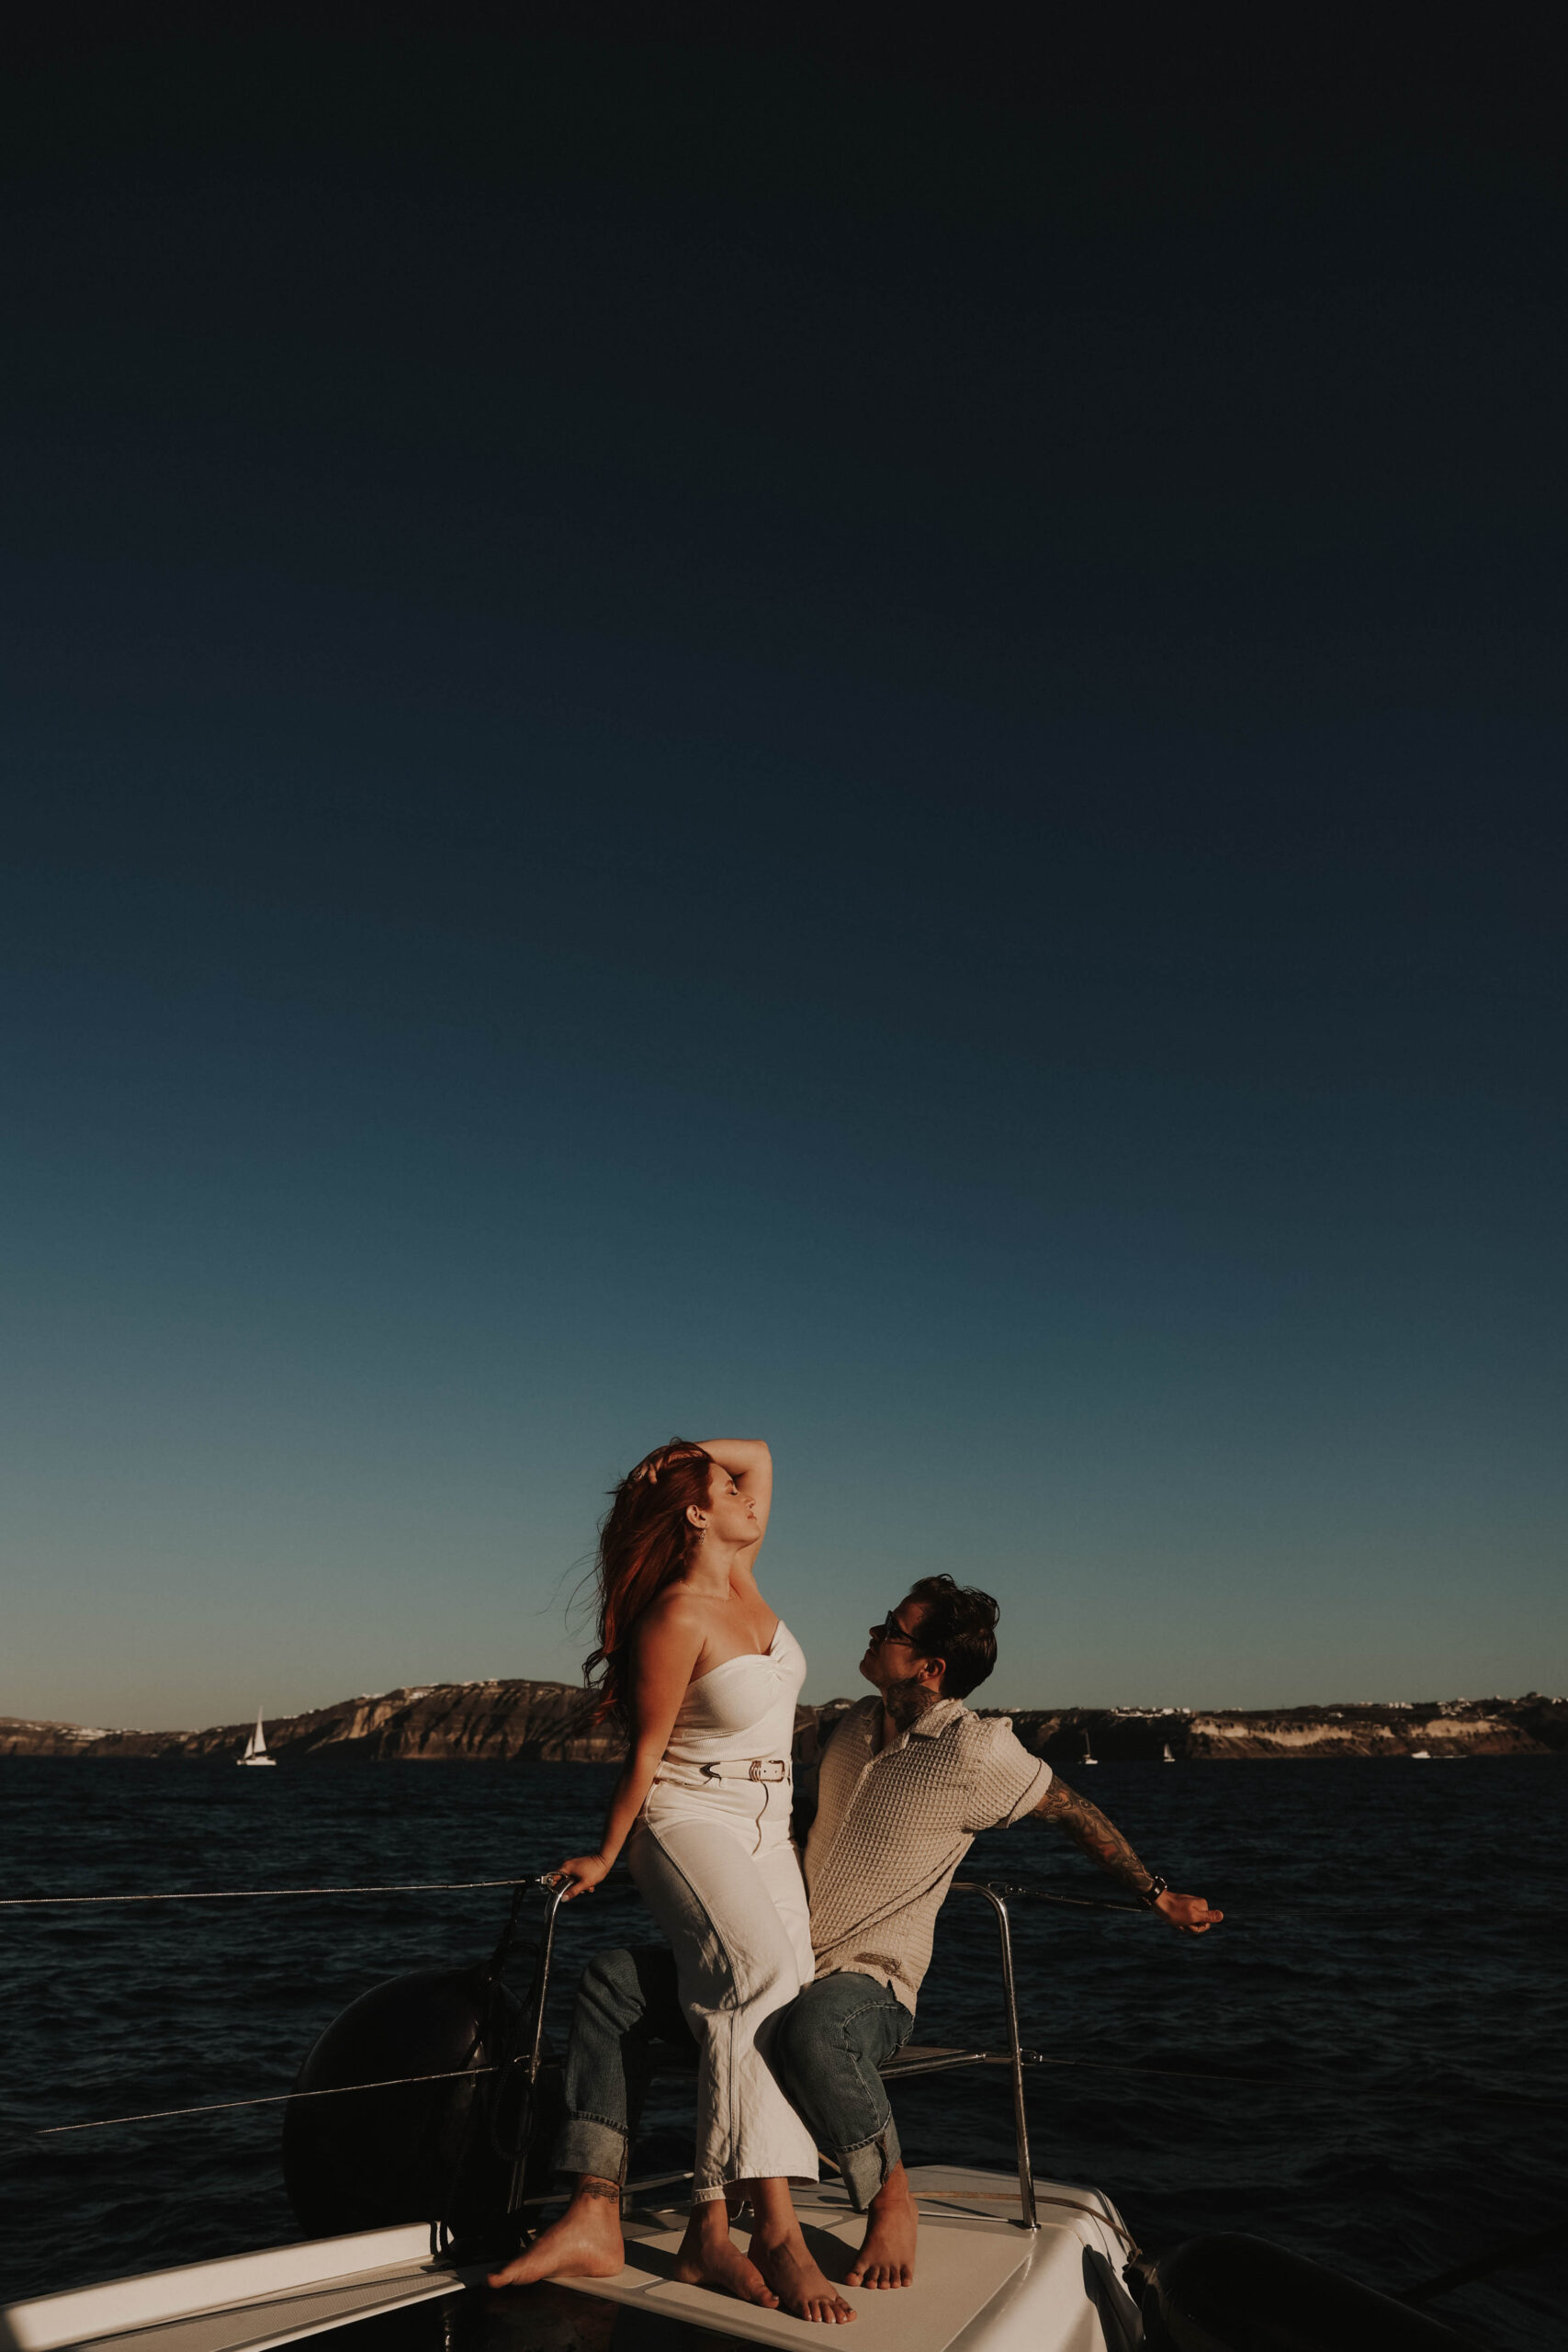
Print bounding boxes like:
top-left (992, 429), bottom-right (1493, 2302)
top-left (543, 2166), bottom-right (1138, 2352)
top-left (1, 2170), bottom-right (1140, 2352)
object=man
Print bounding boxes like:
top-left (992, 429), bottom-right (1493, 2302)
top-left (490, 1576), bottom-right (1221, 2302)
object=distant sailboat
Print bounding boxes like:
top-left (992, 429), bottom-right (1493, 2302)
top-left (238, 1708), bottom-right (276, 1769)
top-left (1080, 1730), bottom-right (1098, 1766)
top-left (1162, 1741), bottom-right (1175, 1763)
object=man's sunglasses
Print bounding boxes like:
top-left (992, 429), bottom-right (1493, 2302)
top-left (870, 1609), bottom-right (927, 1651)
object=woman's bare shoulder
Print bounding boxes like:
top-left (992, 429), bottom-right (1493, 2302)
top-left (634, 1583), bottom-right (714, 1643)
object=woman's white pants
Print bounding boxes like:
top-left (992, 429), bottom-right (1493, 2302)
top-left (626, 1774), bottom-right (818, 2199)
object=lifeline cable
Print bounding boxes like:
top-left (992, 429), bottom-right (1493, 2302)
top-left (0, 1877), bottom-right (552, 1908)
top-left (11, 2043), bottom-right (1284, 2140)
top-left (992, 1887), bottom-right (1145, 1914)
top-left (0, 1876), bottom-right (1144, 1914)
top-left (1021, 2051), bottom-right (1284, 2086)
top-left (28, 2064), bottom-right (502, 2135)
top-left (4, 1870), bottom-right (1248, 2145)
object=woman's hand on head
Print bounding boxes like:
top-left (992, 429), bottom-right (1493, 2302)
top-left (630, 1442), bottom-right (709, 1488)
top-left (551, 1853), bottom-right (613, 1901)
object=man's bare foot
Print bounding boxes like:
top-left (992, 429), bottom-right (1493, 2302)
top-left (845, 2166), bottom-right (918, 2290)
top-left (486, 2178), bottom-right (625, 2288)
top-left (750, 2227), bottom-right (857, 2324)
top-left (673, 2206), bottom-right (779, 2309)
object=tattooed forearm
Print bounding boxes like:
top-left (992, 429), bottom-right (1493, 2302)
top-left (1032, 1776), bottom-right (1152, 1893)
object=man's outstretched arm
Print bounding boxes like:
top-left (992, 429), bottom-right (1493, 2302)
top-left (1028, 1776), bottom-right (1223, 1934)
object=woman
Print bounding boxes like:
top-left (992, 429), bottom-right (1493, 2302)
top-left (548, 1437), bottom-right (853, 2324)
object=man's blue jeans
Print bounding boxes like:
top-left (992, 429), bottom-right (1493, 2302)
top-left (555, 1946), bottom-right (914, 2211)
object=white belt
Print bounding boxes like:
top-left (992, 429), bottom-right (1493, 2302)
top-left (659, 1756), bottom-right (790, 1784)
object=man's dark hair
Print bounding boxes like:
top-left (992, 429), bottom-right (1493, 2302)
top-left (906, 1574), bottom-right (998, 1700)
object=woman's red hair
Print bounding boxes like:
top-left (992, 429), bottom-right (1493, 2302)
top-left (583, 1440), bottom-right (715, 1725)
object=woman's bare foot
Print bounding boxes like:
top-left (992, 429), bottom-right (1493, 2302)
top-left (845, 2166), bottom-right (918, 2289)
top-left (750, 2227), bottom-right (857, 2324)
top-left (486, 2178), bottom-right (625, 2288)
top-left (673, 2204), bottom-right (779, 2309)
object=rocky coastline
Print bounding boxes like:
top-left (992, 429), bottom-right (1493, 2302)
top-left (2, 1684), bottom-right (1563, 1766)
top-left (996, 1693), bottom-right (1568, 1762)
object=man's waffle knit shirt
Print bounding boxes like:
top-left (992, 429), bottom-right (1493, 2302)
top-left (802, 1694), bottom-right (1052, 2012)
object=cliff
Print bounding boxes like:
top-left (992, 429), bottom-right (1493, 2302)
top-left (993, 1693), bottom-right (1568, 1762)
top-left (3, 1687), bottom-right (1563, 1765)
top-left (0, 1680), bottom-right (623, 1765)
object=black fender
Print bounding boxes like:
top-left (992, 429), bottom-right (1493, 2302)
top-left (1142, 2233), bottom-right (1490, 2352)
top-left (282, 1962), bottom-right (524, 2240)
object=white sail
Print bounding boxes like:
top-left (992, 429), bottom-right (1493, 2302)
top-left (238, 1707), bottom-right (276, 1767)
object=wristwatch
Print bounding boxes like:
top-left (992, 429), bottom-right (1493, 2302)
top-left (1138, 1873), bottom-right (1169, 1910)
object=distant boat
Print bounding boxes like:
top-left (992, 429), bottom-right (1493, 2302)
top-left (1162, 1741), bottom-right (1175, 1763)
top-left (1080, 1731), bottom-right (1098, 1767)
top-left (238, 1709), bottom-right (276, 1769)
top-left (1410, 1748), bottom-right (1431, 1760)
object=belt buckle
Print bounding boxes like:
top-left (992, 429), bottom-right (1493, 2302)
top-left (748, 1758), bottom-right (764, 1781)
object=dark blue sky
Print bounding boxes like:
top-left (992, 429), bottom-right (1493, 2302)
top-left (4, 18), bottom-right (1564, 1724)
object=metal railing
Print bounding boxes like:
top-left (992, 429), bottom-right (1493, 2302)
top-left (505, 1872), bottom-right (1074, 2232)
top-left (953, 1880), bottom-right (1037, 2228)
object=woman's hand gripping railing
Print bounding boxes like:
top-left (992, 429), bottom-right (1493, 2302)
top-left (495, 1868), bottom-right (652, 2215)
top-left (465, 1876), bottom-right (576, 2218)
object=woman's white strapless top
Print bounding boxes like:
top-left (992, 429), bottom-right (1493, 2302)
top-left (660, 1619), bottom-right (807, 1771)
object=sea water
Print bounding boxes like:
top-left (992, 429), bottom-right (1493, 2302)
top-left (1, 1756), bottom-right (1563, 2349)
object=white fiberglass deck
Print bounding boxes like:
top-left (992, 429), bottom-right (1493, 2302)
top-left (0, 2170), bottom-right (1143, 2352)
top-left (0, 2226), bottom-right (466, 2352)
top-left (554, 2165), bottom-right (1142, 2352)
